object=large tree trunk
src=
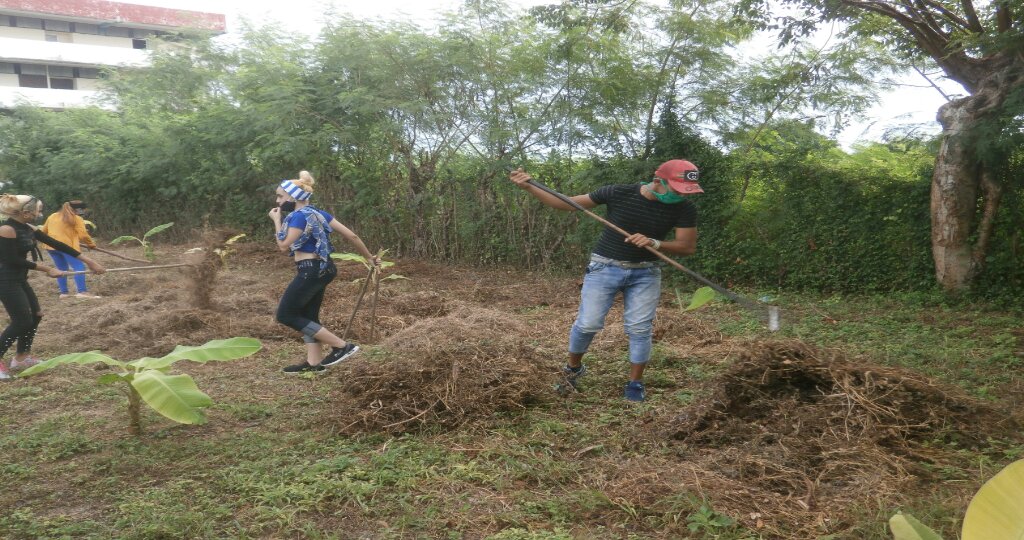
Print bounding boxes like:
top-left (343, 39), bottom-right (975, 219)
top-left (406, 154), bottom-right (436, 258)
top-left (931, 97), bottom-right (983, 291)
top-left (931, 84), bottom-right (1007, 292)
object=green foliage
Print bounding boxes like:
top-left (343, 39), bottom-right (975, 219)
top-left (684, 287), bottom-right (717, 311)
top-left (20, 337), bottom-right (262, 434)
top-left (330, 250), bottom-right (407, 283)
top-left (0, 3), bottom-right (1019, 298)
top-left (109, 222), bottom-right (174, 261)
top-left (685, 503), bottom-right (743, 536)
top-left (214, 233), bottom-right (247, 268)
top-left (890, 513), bottom-right (943, 540)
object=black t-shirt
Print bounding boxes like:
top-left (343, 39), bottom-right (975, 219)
top-left (0, 218), bottom-right (80, 280)
top-left (587, 184), bottom-right (697, 262)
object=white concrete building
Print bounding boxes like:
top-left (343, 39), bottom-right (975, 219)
top-left (0, 0), bottom-right (225, 109)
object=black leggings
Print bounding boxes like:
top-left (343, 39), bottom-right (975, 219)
top-left (0, 279), bottom-right (43, 358)
top-left (276, 259), bottom-right (337, 343)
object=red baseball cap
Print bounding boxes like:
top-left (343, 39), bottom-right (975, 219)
top-left (655, 159), bottom-right (703, 194)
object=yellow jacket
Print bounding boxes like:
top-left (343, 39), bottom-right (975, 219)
top-left (42, 213), bottom-right (96, 252)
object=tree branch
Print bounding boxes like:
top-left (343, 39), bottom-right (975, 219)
top-left (842, 0), bottom-right (979, 88)
top-left (971, 167), bottom-right (1003, 276)
top-left (995, 2), bottom-right (1012, 33)
top-left (960, 0), bottom-right (985, 33)
top-left (917, 0), bottom-right (974, 32)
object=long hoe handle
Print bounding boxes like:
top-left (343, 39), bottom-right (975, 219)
top-left (61, 263), bottom-right (193, 276)
top-left (90, 246), bottom-right (151, 264)
top-left (526, 179), bottom-right (780, 331)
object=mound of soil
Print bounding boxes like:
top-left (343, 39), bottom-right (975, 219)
top-left (331, 304), bottom-right (555, 434)
top-left (666, 341), bottom-right (1019, 533)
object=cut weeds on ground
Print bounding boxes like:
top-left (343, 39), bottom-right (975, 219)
top-left (1, 244), bottom-right (1021, 539)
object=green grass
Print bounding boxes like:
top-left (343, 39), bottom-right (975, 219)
top-left (1, 289), bottom-right (1021, 539)
top-left (710, 291), bottom-right (1022, 398)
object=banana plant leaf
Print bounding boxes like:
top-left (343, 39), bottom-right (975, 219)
top-left (131, 371), bottom-right (212, 425)
top-left (962, 459), bottom-right (1024, 540)
top-left (130, 337), bottom-right (261, 370)
top-left (20, 351), bottom-right (124, 377)
top-left (685, 286), bottom-right (716, 311)
top-left (142, 222), bottom-right (174, 240)
top-left (890, 513), bottom-right (942, 540)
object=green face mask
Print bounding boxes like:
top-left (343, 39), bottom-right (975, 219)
top-left (651, 180), bottom-right (686, 204)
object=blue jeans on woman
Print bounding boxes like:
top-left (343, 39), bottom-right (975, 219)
top-left (48, 250), bottom-right (87, 294)
top-left (568, 255), bottom-right (662, 364)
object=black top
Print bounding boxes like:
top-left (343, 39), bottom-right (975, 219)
top-left (0, 218), bottom-right (80, 280)
top-left (588, 184), bottom-right (697, 262)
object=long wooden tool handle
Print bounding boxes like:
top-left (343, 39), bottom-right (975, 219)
top-left (525, 179), bottom-right (779, 328)
top-left (61, 263), bottom-right (193, 276)
top-left (90, 246), bottom-right (151, 264)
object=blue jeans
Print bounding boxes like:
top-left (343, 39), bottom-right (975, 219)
top-left (569, 256), bottom-right (662, 364)
top-left (48, 251), bottom-right (87, 294)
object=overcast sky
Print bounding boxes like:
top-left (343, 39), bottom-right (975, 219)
top-left (127, 0), bottom-right (961, 149)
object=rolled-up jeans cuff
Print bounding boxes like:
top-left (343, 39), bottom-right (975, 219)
top-left (301, 322), bottom-right (322, 343)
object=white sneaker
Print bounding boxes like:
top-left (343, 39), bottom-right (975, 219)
top-left (9, 356), bottom-right (42, 373)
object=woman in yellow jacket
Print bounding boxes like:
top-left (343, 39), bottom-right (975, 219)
top-left (41, 201), bottom-right (100, 298)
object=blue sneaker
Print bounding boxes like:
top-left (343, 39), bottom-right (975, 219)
top-left (555, 364), bottom-right (587, 395)
top-left (624, 381), bottom-right (646, 402)
top-left (562, 364), bottom-right (587, 388)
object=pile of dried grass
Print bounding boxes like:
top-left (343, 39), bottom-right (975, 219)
top-left (332, 304), bottom-right (554, 434)
top-left (665, 340), bottom-right (1018, 534)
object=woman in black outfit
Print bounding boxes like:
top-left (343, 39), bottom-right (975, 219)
top-left (0, 194), bottom-right (105, 380)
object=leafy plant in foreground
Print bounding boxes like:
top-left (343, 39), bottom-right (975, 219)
top-left (110, 222), bottom-right (174, 261)
top-left (20, 337), bottom-right (261, 435)
top-left (890, 459), bottom-right (1024, 540)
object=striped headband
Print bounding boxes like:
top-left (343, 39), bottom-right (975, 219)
top-left (279, 179), bottom-right (311, 201)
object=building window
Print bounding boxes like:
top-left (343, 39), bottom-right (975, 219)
top-left (75, 67), bottom-right (100, 79)
top-left (14, 17), bottom-right (43, 29)
top-left (18, 64), bottom-right (47, 76)
top-left (74, 23), bottom-right (99, 35)
top-left (132, 38), bottom-right (147, 49)
top-left (43, 20), bottom-right (71, 32)
top-left (49, 66), bottom-right (74, 79)
top-left (18, 74), bottom-right (48, 88)
top-left (103, 26), bottom-right (132, 38)
top-left (0, 62), bottom-right (15, 74)
top-left (50, 78), bottom-right (74, 90)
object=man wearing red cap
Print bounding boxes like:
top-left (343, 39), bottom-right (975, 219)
top-left (509, 159), bottom-right (701, 402)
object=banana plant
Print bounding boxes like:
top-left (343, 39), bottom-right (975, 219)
top-left (890, 459), bottom-right (1024, 540)
top-left (20, 337), bottom-right (261, 435)
top-left (110, 222), bottom-right (174, 261)
top-left (962, 458), bottom-right (1024, 540)
top-left (674, 286), bottom-right (717, 312)
top-left (330, 249), bottom-right (407, 283)
top-left (214, 233), bottom-right (247, 268)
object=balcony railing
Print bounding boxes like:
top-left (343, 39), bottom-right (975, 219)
top-left (0, 36), bottom-right (148, 67)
